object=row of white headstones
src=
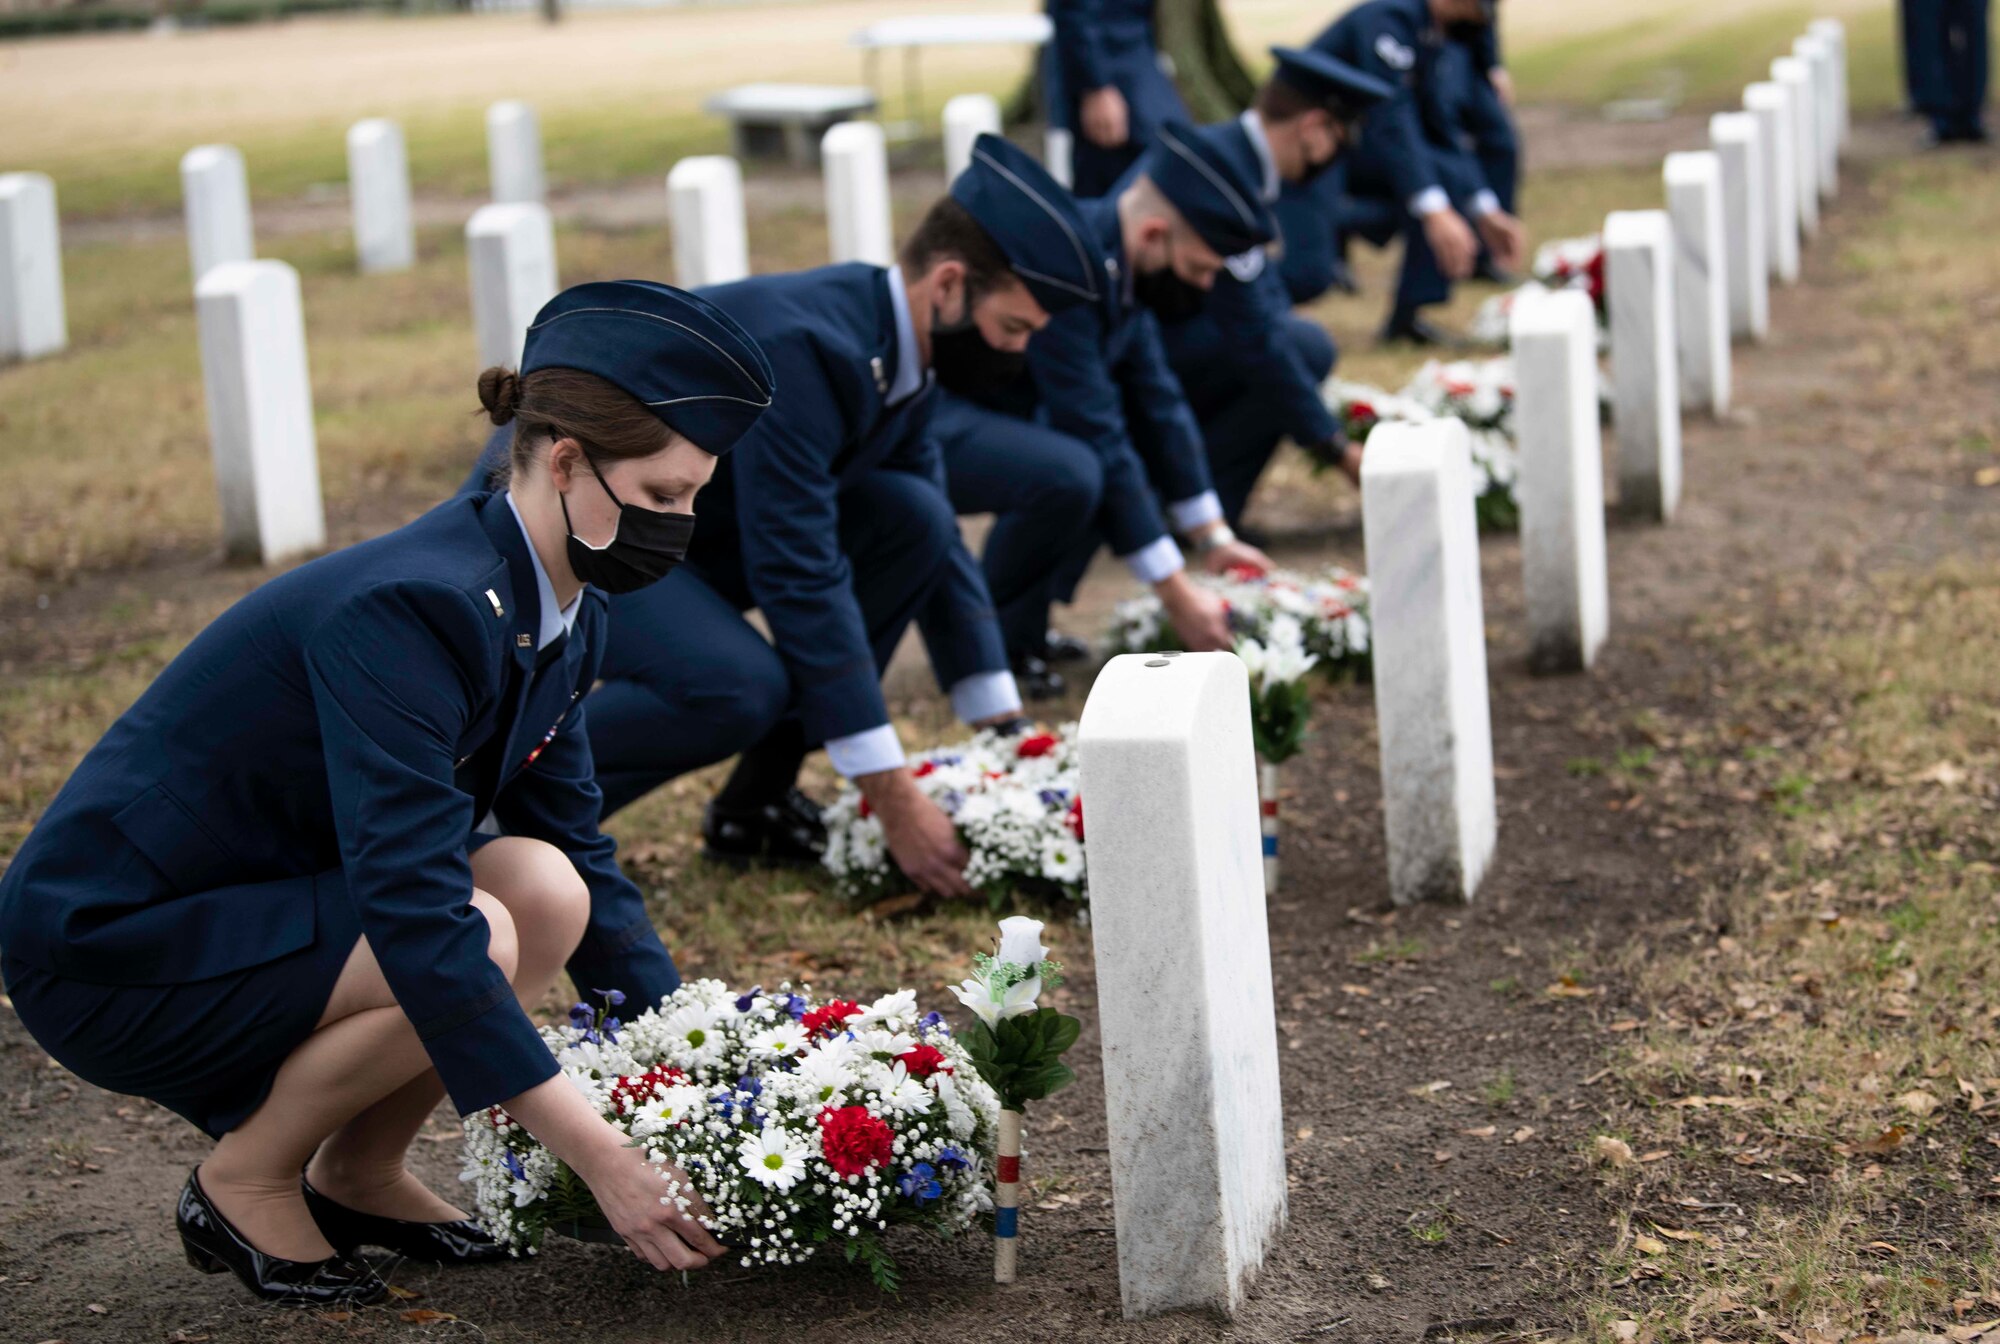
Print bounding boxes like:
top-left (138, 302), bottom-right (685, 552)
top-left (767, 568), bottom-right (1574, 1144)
top-left (1071, 20), bottom-right (1849, 1323)
top-left (0, 92), bottom-right (1006, 567)
top-left (0, 23), bottom-right (1848, 1319)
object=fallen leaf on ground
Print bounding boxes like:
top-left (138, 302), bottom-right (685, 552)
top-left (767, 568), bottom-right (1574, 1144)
top-left (1949, 1320), bottom-right (2000, 1342)
top-left (1845, 1126), bottom-right (1909, 1156)
top-left (1919, 761), bottom-right (1968, 787)
top-left (1977, 466), bottom-right (2000, 488)
top-left (1639, 1149), bottom-right (1673, 1163)
top-left (1462, 1125), bottom-right (1498, 1139)
top-left (400, 1310), bottom-right (460, 1325)
top-left (385, 1285), bottom-right (422, 1301)
top-left (1671, 1095), bottom-right (1763, 1110)
top-left (1897, 1090), bottom-right (1942, 1117)
top-left (1611, 1321), bottom-right (1641, 1342)
top-left (1547, 978), bottom-right (1599, 999)
top-left (1367, 1272), bottom-right (1392, 1291)
top-left (1340, 983), bottom-right (1373, 996)
top-left (1634, 1234), bottom-right (1668, 1254)
top-left (1433, 1149), bottom-right (1454, 1164)
top-left (1510, 1126), bottom-right (1536, 1143)
top-left (1594, 1136), bottom-right (1636, 1167)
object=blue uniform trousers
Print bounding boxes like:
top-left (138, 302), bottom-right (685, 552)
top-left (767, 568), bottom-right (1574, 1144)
top-left (585, 469), bottom-right (963, 817)
top-left (1909, 0), bottom-right (1991, 137)
top-left (932, 393), bottom-right (1105, 661)
top-left (1162, 311), bottom-right (1339, 526)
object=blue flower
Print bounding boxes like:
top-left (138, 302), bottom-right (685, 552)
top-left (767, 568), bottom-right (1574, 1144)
top-left (896, 1163), bottom-right (941, 1204)
top-left (920, 1011), bottom-right (945, 1032)
top-left (1038, 788), bottom-right (1068, 807)
top-left (567, 1002), bottom-right (593, 1028)
top-left (735, 986), bottom-right (763, 1013)
top-left (591, 987), bottom-right (627, 1008)
top-left (602, 1017), bottom-right (621, 1043)
top-left (935, 1146), bottom-right (969, 1172)
top-left (782, 992), bottom-right (808, 1021)
top-left (501, 1151), bottom-right (525, 1181)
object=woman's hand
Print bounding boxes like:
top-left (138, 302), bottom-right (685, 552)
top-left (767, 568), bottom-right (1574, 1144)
top-left (580, 1143), bottom-right (726, 1272)
top-left (500, 1074), bottom-right (726, 1271)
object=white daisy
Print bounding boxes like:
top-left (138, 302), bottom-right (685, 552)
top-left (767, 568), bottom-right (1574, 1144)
top-left (737, 1127), bottom-right (809, 1192)
top-left (659, 1001), bottom-right (726, 1067)
top-left (795, 1042), bottom-right (856, 1106)
top-left (750, 1020), bottom-right (809, 1059)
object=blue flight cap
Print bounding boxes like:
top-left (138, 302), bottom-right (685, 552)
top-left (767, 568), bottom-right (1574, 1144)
top-left (949, 133), bottom-right (1102, 312)
top-left (520, 280), bottom-right (774, 456)
top-left (1269, 46), bottom-right (1396, 119)
top-left (1141, 121), bottom-right (1276, 257)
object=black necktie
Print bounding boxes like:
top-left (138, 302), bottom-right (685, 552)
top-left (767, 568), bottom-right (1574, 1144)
top-left (535, 631), bottom-right (568, 672)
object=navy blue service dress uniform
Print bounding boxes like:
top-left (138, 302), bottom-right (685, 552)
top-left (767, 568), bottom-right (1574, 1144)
top-left (1907, 0), bottom-right (1991, 142)
top-left (1035, 122), bottom-right (1284, 604)
top-left (0, 281), bottom-right (773, 1138)
top-left (932, 125), bottom-right (1265, 672)
top-left (1275, 0), bottom-right (1505, 328)
top-left (1159, 50), bottom-right (1393, 527)
top-left (1048, 0), bottom-right (1191, 197)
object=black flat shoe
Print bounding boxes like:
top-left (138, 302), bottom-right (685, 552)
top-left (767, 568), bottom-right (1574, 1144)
top-left (1039, 630), bottom-right (1091, 664)
top-left (302, 1174), bottom-right (509, 1266)
top-left (1011, 652), bottom-right (1067, 701)
top-left (702, 787), bottom-right (826, 868)
top-left (1379, 314), bottom-right (1470, 349)
top-left (178, 1170), bottom-right (388, 1307)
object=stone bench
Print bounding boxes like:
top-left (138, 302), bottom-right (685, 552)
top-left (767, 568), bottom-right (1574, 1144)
top-left (703, 84), bottom-right (879, 167)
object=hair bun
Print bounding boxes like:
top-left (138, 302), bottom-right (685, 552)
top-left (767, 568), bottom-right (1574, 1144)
top-left (477, 367), bottom-right (523, 425)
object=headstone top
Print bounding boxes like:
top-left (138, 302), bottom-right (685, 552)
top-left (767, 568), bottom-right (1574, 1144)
top-left (1362, 416), bottom-right (1471, 480)
top-left (1663, 149), bottom-right (1721, 185)
top-left (1604, 208), bottom-right (1671, 248)
top-left (1509, 283), bottom-right (1595, 337)
top-left (1744, 81), bottom-right (1786, 110)
top-left (1709, 110), bottom-right (1757, 142)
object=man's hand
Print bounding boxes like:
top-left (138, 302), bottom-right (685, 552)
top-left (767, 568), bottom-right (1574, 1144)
top-left (1476, 209), bottom-right (1527, 274)
top-left (1422, 207), bottom-right (1479, 281)
top-left (1336, 438), bottom-right (1364, 487)
top-left (857, 767), bottom-right (972, 899)
top-left (1157, 571), bottom-right (1233, 651)
top-left (1489, 67), bottom-right (1516, 108)
top-left (1079, 86), bottom-right (1130, 148)
top-left (1198, 536), bottom-right (1273, 577)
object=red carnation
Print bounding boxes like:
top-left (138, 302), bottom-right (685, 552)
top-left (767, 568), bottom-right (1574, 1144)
top-left (914, 760), bottom-right (936, 778)
top-left (1349, 399), bottom-right (1375, 419)
top-left (1225, 563), bottom-right (1264, 582)
top-left (609, 1065), bottom-right (686, 1117)
top-left (1016, 733), bottom-right (1058, 759)
top-left (802, 999), bottom-right (864, 1039)
top-left (858, 797), bottom-right (871, 819)
top-left (818, 1104), bottom-right (895, 1178)
top-left (896, 1043), bottom-right (952, 1079)
top-left (1066, 794), bottom-right (1084, 841)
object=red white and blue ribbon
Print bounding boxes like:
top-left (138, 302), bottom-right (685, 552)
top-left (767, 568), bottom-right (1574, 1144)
top-left (1260, 760), bottom-right (1281, 893)
top-left (994, 1108), bottom-right (1022, 1282)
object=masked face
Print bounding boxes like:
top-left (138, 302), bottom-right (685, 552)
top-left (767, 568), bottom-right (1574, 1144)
top-left (930, 301), bottom-right (1028, 397)
top-left (560, 449), bottom-right (694, 595)
top-left (1132, 233), bottom-right (1214, 322)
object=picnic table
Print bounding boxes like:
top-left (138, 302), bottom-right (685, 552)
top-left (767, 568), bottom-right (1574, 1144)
top-left (850, 13), bottom-right (1054, 138)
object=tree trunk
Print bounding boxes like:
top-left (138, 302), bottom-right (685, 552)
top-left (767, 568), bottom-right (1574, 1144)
top-left (539, 0), bottom-right (560, 23)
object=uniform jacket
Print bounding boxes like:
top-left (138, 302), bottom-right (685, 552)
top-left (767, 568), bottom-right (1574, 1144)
top-left (0, 492), bottom-right (677, 1115)
top-left (1046, 0), bottom-right (1187, 140)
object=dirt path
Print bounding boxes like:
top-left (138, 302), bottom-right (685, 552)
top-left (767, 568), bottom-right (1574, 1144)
top-left (4, 135), bottom-right (1999, 1343)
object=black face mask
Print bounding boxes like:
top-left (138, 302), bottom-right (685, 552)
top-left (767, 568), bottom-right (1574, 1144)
top-left (930, 305), bottom-right (1027, 397)
top-left (560, 451), bottom-right (694, 595)
top-left (1133, 267), bottom-right (1209, 322)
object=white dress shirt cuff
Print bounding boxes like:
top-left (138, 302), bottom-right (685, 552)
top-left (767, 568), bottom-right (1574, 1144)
top-left (1472, 189), bottom-right (1502, 218)
top-left (825, 724), bottom-right (906, 780)
top-left (950, 671), bottom-right (1023, 724)
top-left (1124, 535), bottom-right (1186, 585)
top-left (1410, 186), bottom-right (1451, 218)
top-left (1169, 490), bottom-right (1224, 533)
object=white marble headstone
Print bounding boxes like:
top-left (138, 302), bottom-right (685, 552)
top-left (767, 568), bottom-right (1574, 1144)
top-left (1077, 651), bottom-right (1286, 1319)
top-left (1360, 420), bottom-right (1497, 904)
top-left (1510, 289), bottom-right (1610, 674)
top-left (1664, 151), bottom-right (1731, 417)
top-left (1770, 59), bottom-right (1820, 240)
top-left (821, 120), bottom-right (894, 267)
top-left (180, 145), bottom-right (255, 285)
top-left (667, 156), bottom-right (751, 288)
top-left (486, 100), bottom-right (546, 205)
top-left (1792, 35), bottom-right (1840, 199)
top-left (194, 260), bottom-right (326, 565)
top-left (0, 172), bottom-right (68, 362)
top-left (1744, 83), bottom-right (1800, 285)
top-left (346, 118), bottom-right (415, 274)
top-left (1708, 112), bottom-right (1769, 343)
top-left (1604, 209), bottom-right (1682, 522)
top-left (1808, 18), bottom-right (1850, 149)
top-left (466, 202), bottom-right (558, 371)
top-left (1044, 127), bottom-right (1075, 189)
top-left (943, 94), bottom-right (1002, 184)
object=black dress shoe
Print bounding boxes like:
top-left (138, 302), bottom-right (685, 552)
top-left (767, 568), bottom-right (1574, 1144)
top-left (178, 1170), bottom-right (388, 1307)
top-left (1011, 652), bottom-right (1067, 701)
top-left (1379, 313), bottom-right (1470, 349)
top-left (302, 1174), bottom-right (510, 1266)
top-left (702, 787), bottom-right (826, 868)
top-left (1039, 630), bottom-right (1091, 664)
top-left (1474, 258), bottom-right (1521, 286)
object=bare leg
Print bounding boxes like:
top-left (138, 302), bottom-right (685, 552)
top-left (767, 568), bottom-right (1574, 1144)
top-left (306, 839), bottom-right (590, 1224)
top-left (198, 891), bottom-right (520, 1261)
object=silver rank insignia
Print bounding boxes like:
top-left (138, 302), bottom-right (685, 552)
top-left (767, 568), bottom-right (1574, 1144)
top-left (1375, 33), bottom-right (1416, 71)
top-left (1225, 249), bottom-right (1268, 283)
top-left (485, 589), bottom-right (505, 618)
top-left (870, 355), bottom-right (888, 394)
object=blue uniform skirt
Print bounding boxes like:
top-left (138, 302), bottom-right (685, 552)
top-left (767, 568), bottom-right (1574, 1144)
top-left (1, 866), bottom-right (366, 1140)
